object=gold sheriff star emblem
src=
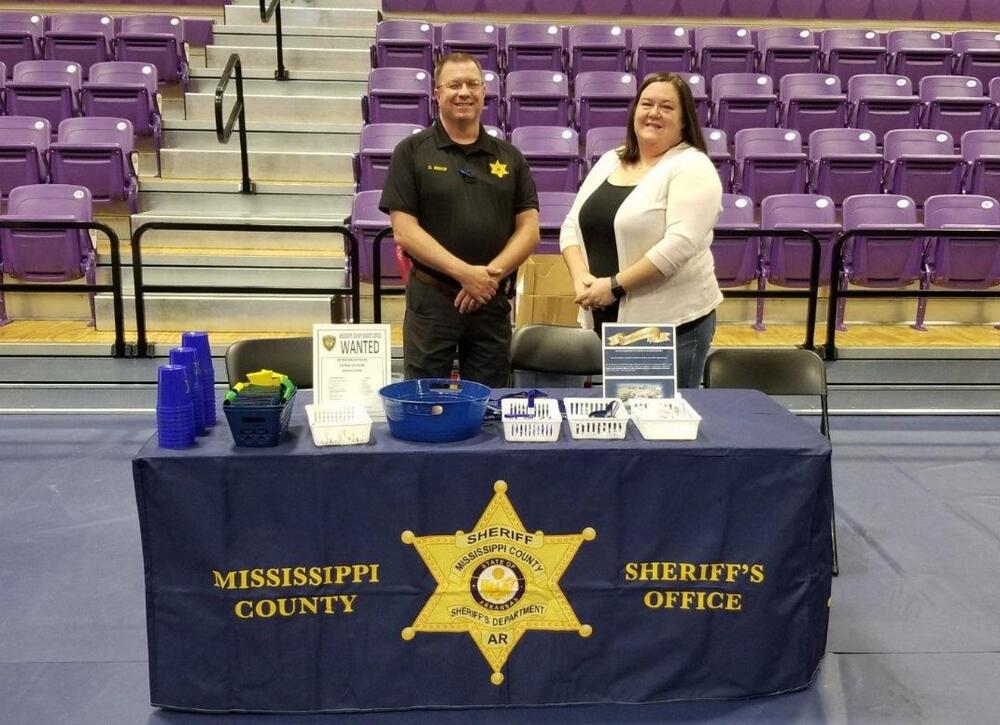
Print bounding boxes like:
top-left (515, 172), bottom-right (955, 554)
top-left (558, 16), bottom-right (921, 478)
top-left (401, 480), bottom-right (595, 685)
top-left (489, 159), bottom-right (509, 178)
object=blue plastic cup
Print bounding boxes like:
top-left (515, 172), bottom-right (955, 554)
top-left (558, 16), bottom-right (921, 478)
top-left (156, 364), bottom-right (196, 448)
top-left (181, 331), bottom-right (217, 427)
top-left (169, 346), bottom-right (206, 435)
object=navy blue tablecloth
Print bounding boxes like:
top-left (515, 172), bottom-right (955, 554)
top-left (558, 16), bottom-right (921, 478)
top-left (133, 389), bottom-right (832, 713)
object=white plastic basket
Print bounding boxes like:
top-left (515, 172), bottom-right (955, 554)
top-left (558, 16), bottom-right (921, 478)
top-left (305, 401), bottom-right (372, 446)
top-left (501, 398), bottom-right (561, 442)
top-left (563, 397), bottom-right (629, 440)
top-left (629, 398), bottom-right (702, 440)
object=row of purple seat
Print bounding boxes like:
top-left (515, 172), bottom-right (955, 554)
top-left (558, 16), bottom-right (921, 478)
top-left (0, 116), bottom-right (139, 212)
top-left (0, 12), bottom-right (189, 85)
top-left (352, 121), bottom-right (1000, 205)
top-left (373, 21), bottom-right (1000, 89)
top-left (363, 67), bottom-right (1000, 143)
top-left (0, 183), bottom-right (95, 327)
top-left (347, 186), bottom-right (1000, 332)
top-left (0, 62), bottom-right (162, 169)
top-left (714, 192), bottom-right (1000, 331)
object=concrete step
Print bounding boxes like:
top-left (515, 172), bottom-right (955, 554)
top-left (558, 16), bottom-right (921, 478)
top-left (164, 117), bottom-right (362, 136)
top-left (231, 0), bottom-right (381, 7)
top-left (213, 27), bottom-right (374, 49)
top-left (223, 5), bottom-right (378, 29)
top-left (94, 293), bottom-right (350, 332)
top-left (138, 177), bottom-right (354, 195)
top-left (95, 265), bottom-right (349, 289)
top-left (191, 65), bottom-right (368, 83)
top-left (159, 143), bottom-right (353, 182)
top-left (186, 86), bottom-right (362, 125)
top-left (206, 45), bottom-right (371, 73)
top-left (187, 77), bottom-right (365, 96)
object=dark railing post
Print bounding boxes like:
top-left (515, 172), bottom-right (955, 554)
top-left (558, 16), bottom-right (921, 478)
top-left (260, 0), bottom-right (290, 81)
top-left (131, 222), bottom-right (362, 357)
top-left (824, 232), bottom-right (850, 362)
top-left (0, 220), bottom-right (127, 357)
top-left (215, 53), bottom-right (254, 194)
top-left (372, 227), bottom-right (406, 325)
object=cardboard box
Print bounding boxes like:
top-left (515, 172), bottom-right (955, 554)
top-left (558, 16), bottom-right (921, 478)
top-left (515, 293), bottom-right (581, 328)
top-left (516, 254), bottom-right (575, 296)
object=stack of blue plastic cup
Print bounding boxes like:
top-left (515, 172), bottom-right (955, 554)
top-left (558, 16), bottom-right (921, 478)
top-left (181, 331), bottom-right (216, 427)
top-left (169, 346), bottom-right (206, 436)
top-left (157, 364), bottom-right (196, 448)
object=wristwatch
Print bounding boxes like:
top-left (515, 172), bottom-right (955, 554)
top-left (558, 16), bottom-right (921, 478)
top-left (610, 274), bottom-right (626, 299)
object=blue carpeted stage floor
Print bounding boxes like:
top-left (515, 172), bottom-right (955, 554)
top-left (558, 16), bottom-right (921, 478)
top-left (1, 414), bottom-right (998, 724)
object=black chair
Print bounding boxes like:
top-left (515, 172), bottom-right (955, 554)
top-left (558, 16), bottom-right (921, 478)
top-left (225, 336), bottom-right (313, 388)
top-left (509, 324), bottom-right (602, 387)
top-left (703, 347), bottom-right (838, 574)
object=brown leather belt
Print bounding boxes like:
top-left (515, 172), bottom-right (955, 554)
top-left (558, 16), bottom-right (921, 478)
top-left (410, 267), bottom-right (461, 295)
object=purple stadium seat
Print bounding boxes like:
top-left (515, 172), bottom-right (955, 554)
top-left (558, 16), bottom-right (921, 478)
top-left (759, 193), bottom-right (840, 329)
top-left (567, 24), bottom-right (628, 75)
top-left (81, 62), bottom-right (161, 174)
top-left (712, 193), bottom-right (761, 289)
top-left (780, 73), bottom-right (849, 142)
top-left (484, 125), bottom-right (505, 140)
top-left (0, 183), bottom-right (95, 326)
top-left (848, 74), bottom-right (921, 146)
top-left (916, 193), bottom-right (1000, 330)
top-left (373, 20), bottom-right (434, 72)
top-left (951, 30), bottom-right (1000, 90)
top-left (440, 22), bottom-right (500, 72)
top-left (920, 76), bottom-right (991, 148)
top-left (363, 67), bottom-right (432, 125)
top-left (962, 130), bottom-right (1000, 198)
top-left (573, 71), bottom-right (635, 135)
top-left (704, 128), bottom-right (733, 192)
top-left (675, 71), bottom-right (710, 126)
top-left (711, 74), bottom-right (779, 147)
top-left (349, 190), bottom-right (400, 282)
top-left (695, 26), bottom-right (756, 86)
top-left (6, 60), bottom-right (82, 132)
top-left (49, 117), bottom-right (138, 213)
top-left (0, 117), bottom-right (50, 200)
top-left (537, 191), bottom-right (576, 253)
top-left (758, 28), bottom-right (821, 84)
top-left (115, 15), bottom-right (188, 88)
top-left (354, 123), bottom-right (422, 192)
top-left (509, 126), bottom-right (581, 193)
top-left (505, 70), bottom-right (571, 130)
top-left (734, 128), bottom-right (808, 203)
top-left (837, 193), bottom-right (923, 331)
top-left (41, 13), bottom-right (114, 79)
top-left (504, 23), bottom-right (565, 74)
top-left (883, 128), bottom-right (963, 206)
top-left (0, 13), bottom-right (43, 79)
top-left (480, 70), bottom-right (501, 129)
top-left (887, 30), bottom-right (955, 88)
top-left (821, 28), bottom-right (887, 92)
top-left (585, 126), bottom-right (623, 168)
top-left (808, 128), bottom-right (882, 206)
top-left (631, 26), bottom-right (693, 79)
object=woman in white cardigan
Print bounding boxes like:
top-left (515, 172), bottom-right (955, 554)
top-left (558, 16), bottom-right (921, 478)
top-left (560, 72), bottom-right (723, 388)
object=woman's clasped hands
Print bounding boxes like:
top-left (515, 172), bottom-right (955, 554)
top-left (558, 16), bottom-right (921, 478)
top-left (573, 273), bottom-right (615, 311)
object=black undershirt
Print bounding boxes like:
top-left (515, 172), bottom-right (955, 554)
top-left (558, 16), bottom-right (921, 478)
top-left (578, 179), bottom-right (636, 329)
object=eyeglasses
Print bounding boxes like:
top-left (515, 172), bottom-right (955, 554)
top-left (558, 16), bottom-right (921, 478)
top-left (436, 79), bottom-right (485, 92)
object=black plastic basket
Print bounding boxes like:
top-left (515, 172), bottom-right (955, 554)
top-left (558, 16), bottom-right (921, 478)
top-left (224, 387), bottom-right (296, 447)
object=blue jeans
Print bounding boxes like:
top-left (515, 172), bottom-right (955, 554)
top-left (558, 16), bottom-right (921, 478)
top-left (676, 309), bottom-right (717, 389)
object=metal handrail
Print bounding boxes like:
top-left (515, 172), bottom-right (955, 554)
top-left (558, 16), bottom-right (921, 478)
top-left (824, 228), bottom-right (1000, 360)
top-left (372, 228), bottom-right (824, 350)
top-left (130, 222), bottom-right (361, 357)
top-left (214, 54), bottom-right (253, 194)
top-left (259, 0), bottom-right (290, 81)
top-left (0, 220), bottom-right (127, 357)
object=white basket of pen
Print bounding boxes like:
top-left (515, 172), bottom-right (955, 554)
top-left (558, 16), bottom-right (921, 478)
top-left (628, 397), bottom-right (701, 441)
top-left (501, 397), bottom-right (562, 442)
top-left (306, 401), bottom-right (372, 446)
top-left (564, 397), bottom-right (629, 440)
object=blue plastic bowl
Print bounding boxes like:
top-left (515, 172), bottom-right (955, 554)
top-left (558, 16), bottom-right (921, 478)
top-left (379, 378), bottom-right (491, 442)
